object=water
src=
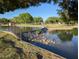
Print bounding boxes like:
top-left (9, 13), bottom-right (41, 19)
top-left (0, 26), bottom-right (78, 59)
top-left (44, 30), bottom-right (78, 59)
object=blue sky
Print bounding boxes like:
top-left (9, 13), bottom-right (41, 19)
top-left (0, 2), bottom-right (59, 20)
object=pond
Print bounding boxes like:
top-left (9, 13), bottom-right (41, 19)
top-left (45, 29), bottom-right (78, 59)
top-left (0, 26), bottom-right (78, 59)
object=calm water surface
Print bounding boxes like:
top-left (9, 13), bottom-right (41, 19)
top-left (45, 31), bottom-right (78, 59)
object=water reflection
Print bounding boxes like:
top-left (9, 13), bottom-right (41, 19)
top-left (58, 31), bottom-right (73, 41)
top-left (45, 29), bottom-right (78, 59)
top-left (49, 28), bottom-right (78, 42)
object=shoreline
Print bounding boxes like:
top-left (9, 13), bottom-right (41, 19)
top-left (0, 31), bottom-right (65, 59)
top-left (1, 24), bottom-right (78, 30)
top-left (48, 25), bottom-right (77, 31)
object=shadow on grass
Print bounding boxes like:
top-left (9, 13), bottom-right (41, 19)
top-left (0, 38), bottom-right (25, 59)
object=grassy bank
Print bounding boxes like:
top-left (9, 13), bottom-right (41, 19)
top-left (0, 31), bottom-right (65, 59)
top-left (1, 24), bottom-right (78, 31)
top-left (2, 23), bottom-right (78, 27)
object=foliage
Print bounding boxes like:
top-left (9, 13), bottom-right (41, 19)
top-left (0, 0), bottom-right (78, 23)
top-left (11, 13), bottom-right (33, 23)
top-left (45, 17), bottom-right (63, 24)
top-left (33, 17), bottom-right (43, 24)
top-left (57, 0), bottom-right (78, 21)
top-left (0, 0), bottom-right (53, 13)
top-left (0, 18), bottom-right (10, 24)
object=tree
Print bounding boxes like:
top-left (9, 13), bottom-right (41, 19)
top-left (45, 17), bottom-right (62, 24)
top-left (19, 13), bottom-right (33, 23)
top-left (11, 13), bottom-right (33, 23)
top-left (0, 18), bottom-right (10, 24)
top-left (57, 0), bottom-right (78, 21)
top-left (0, 0), bottom-right (78, 23)
top-left (33, 17), bottom-right (43, 24)
top-left (0, 0), bottom-right (53, 13)
top-left (11, 17), bottom-right (22, 23)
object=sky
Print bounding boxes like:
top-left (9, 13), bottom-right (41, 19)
top-left (0, 2), bottom-right (60, 21)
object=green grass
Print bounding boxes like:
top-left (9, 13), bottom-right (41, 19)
top-left (1, 23), bottom-right (78, 27)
